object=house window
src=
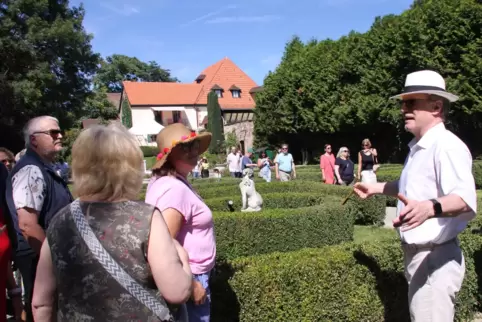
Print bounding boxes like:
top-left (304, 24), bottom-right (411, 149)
top-left (148, 134), bottom-right (157, 143)
top-left (232, 90), bottom-right (240, 98)
top-left (215, 89), bottom-right (223, 98)
top-left (173, 111), bottom-right (181, 123)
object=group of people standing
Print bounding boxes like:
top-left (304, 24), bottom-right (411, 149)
top-left (226, 144), bottom-right (297, 183)
top-left (319, 139), bottom-right (379, 186)
top-left (0, 69), bottom-right (478, 322)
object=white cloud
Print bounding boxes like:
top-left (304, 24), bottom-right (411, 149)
top-left (205, 15), bottom-right (281, 24)
top-left (100, 2), bottom-right (140, 16)
top-left (180, 5), bottom-right (238, 27)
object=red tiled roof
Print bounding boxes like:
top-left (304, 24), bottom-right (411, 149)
top-left (123, 82), bottom-right (202, 106)
top-left (123, 57), bottom-right (258, 110)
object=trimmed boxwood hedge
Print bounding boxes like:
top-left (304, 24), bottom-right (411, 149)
top-left (211, 231), bottom-right (482, 322)
top-left (213, 204), bottom-right (354, 260)
top-left (204, 192), bottom-right (340, 212)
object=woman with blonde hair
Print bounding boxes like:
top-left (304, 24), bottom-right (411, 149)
top-left (357, 138), bottom-right (379, 183)
top-left (145, 124), bottom-right (216, 322)
top-left (334, 146), bottom-right (355, 186)
top-left (32, 124), bottom-right (192, 322)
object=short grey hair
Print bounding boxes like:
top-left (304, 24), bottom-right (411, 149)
top-left (23, 116), bottom-right (59, 147)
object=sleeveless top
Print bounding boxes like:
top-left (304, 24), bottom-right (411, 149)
top-left (47, 200), bottom-right (174, 322)
top-left (360, 151), bottom-right (375, 171)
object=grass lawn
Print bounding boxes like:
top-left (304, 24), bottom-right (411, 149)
top-left (353, 225), bottom-right (396, 243)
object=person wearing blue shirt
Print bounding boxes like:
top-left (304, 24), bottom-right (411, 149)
top-left (274, 144), bottom-right (296, 181)
top-left (241, 148), bottom-right (257, 171)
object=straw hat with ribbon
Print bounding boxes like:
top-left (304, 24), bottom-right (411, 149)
top-left (152, 123), bottom-right (212, 171)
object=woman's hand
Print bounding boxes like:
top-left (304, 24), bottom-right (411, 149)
top-left (191, 280), bottom-right (207, 305)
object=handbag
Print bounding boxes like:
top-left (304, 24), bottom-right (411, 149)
top-left (70, 199), bottom-right (186, 322)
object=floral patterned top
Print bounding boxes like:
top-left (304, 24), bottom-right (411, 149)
top-left (46, 200), bottom-right (179, 322)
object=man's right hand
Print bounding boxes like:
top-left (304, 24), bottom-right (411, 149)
top-left (353, 182), bottom-right (378, 199)
top-left (192, 280), bottom-right (207, 305)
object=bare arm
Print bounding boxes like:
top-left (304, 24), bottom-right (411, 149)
top-left (18, 207), bottom-right (45, 255)
top-left (32, 240), bottom-right (56, 322)
top-left (148, 210), bottom-right (191, 303)
top-left (291, 158), bottom-right (296, 176)
top-left (334, 165), bottom-right (342, 183)
top-left (357, 152), bottom-right (362, 179)
top-left (376, 180), bottom-right (399, 197)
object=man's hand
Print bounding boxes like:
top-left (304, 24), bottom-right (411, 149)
top-left (276, 173), bottom-right (280, 180)
top-left (292, 173), bottom-right (296, 179)
top-left (393, 194), bottom-right (434, 231)
top-left (353, 182), bottom-right (378, 199)
top-left (191, 280), bottom-right (207, 305)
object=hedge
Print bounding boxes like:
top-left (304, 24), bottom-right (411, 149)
top-left (204, 192), bottom-right (340, 212)
top-left (202, 183), bottom-right (386, 226)
top-left (140, 146), bottom-right (158, 157)
top-left (211, 231), bottom-right (482, 322)
top-left (214, 204), bottom-right (354, 260)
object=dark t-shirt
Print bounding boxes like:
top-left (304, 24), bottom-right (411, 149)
top-left (335, 157), bottom-right (354, 181)
top-left (241, 156), bottom-right (253, 170)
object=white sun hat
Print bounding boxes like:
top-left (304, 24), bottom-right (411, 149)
top-left (390, 70), bottom-right (459, 102)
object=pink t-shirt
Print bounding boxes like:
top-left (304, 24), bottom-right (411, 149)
top-left (145, 176), bottom-right (216, 274)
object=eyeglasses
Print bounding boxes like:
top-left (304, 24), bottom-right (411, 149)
top-left (1, 159), bottom-right (12, 165)
top-left (342, 150), bottom-right (349, 152)
top-left (32, 129), bottom-right (63, 138)
top-left (179, 140), bottom-right (200, 153)
top-left (400, 98), bottom-right (432, 110)
top-left (282, 147), bottom-right (288, 150)
top-left (362, 144), bottom-right (369, 147)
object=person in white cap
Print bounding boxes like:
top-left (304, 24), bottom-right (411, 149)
top-left (354, 70), bottom-right (476, 321)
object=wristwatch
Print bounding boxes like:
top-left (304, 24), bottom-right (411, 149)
top-left (430, 199), bottom-right (443, 217)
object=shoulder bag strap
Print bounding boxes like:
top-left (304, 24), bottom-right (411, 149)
top-left (69, 199), bottom-right (173, 321)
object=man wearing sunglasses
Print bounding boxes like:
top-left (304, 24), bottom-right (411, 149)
top-left (354, 70), bottom-right (476, 321)
top-left (5, 116), bottom-right (73, 321)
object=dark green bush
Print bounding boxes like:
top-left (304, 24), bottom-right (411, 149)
top-left (473, 161), bottom-right (482, 189)
top-left (211, 233), bottom-right (482, 322)
top-left (140, 146), bottom-right (158, 157)
top-left (204, 192), bottom-right (339, 212)
top-left (214, 204), bottom-right (354, 260)
top-left (211, 247), bottom-right (385, 322)
top-left (346, 195), bottom-right (387, 226)
top-left (199, 181), bottom-right (351, 199)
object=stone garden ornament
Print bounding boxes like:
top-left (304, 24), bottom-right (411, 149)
top-left (239, 168), bottom-right (263, 212)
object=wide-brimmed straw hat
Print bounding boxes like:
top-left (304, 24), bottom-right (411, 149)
top-left (152, 123), bottom-right (211, 170)
top-left (390, 70), bottom-right (459, 102)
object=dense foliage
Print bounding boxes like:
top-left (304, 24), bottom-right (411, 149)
top-left (206, 91), bottom-right (225, 154)
top-left (254, 0), bottom-right (482, 162)
top-left (0, 0), bottom-right (102, 151)
top-left (94, 54), bottom-right (178, 93)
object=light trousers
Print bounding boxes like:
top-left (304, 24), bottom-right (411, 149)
top-left (403, 239), bottom-right (465, 322)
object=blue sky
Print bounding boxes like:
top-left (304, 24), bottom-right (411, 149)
top-left (70, 0), bottom-right (414, 85)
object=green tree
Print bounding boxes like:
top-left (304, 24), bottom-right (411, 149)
top-left (94, 54), bottom-right (178, 93)
top-left (254, 0), bottom-right (482, 162)
top-left (121, 98), bottom-right (133, 128)
top-left (0, 0), bottom-right (100, 151)
top-left (206, 92), bottom-right (225, 154)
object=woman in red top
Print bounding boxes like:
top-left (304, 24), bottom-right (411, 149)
top-left (320, 144), bottom-right (336, 184)
top-left (0, 163), bottom-right (23, 322)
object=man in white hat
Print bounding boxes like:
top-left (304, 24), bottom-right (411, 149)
top-left (354, 70), bottom-right (476, 321)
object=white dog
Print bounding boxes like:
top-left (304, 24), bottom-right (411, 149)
top-left (239, 168), bottom-right (263, 212)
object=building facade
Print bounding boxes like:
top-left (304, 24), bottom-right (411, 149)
top-left (121, 57), bottom-right (261, 151)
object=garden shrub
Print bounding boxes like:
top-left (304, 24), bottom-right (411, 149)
top-left (140, 146), bottom-right (158, 157)
top-left (473, 161), bottom-right (482, 189)
top-left (346, 195), bottom-right (387, 226)
top-left (199, 181), bottom-right (351, 199)
top-left (214, 204), bottom-right (354, 260)
top-left (211, 247), bottom-right (385, 322)
top-left (211, 232), bottom-right (482, 322)
top-left (204, 192), bottom-right (340, 212)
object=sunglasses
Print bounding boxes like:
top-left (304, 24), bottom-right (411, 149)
top-left (33, 129), bottom-right (63, 138)
top-left (1, 159), bottom-right (12, 165)
top-left (342, 150), bottom-right (349, 152)
top-left (179, 140), bottom-right (200, 153)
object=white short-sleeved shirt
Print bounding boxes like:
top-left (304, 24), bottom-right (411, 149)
top-left (227, 153), bottom-right (240, 172)
top-left (397, 122), bottom-right (477, 245)
top-left (12, 165), bottom-right (46, 212)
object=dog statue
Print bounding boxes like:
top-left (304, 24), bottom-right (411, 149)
top-left (239, 168), bottom-right (263, 212)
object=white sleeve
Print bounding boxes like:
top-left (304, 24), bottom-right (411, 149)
top-left (12, 165), bottom-right (46, 212)
top-left (436, 146), bottom-right (477, 215)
